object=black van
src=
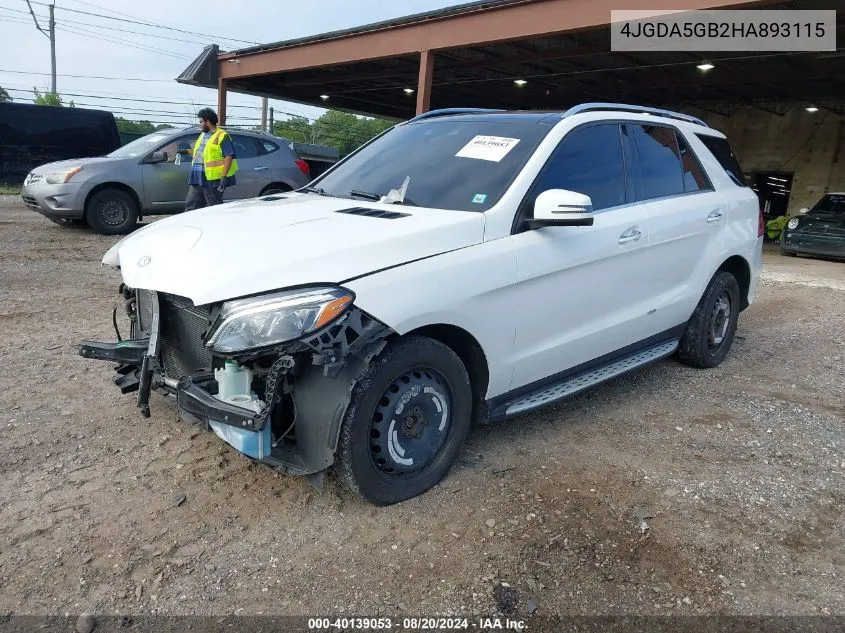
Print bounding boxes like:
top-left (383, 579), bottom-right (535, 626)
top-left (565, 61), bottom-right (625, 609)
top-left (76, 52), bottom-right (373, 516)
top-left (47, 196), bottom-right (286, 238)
top-left (0, 102), bottom-right (120, 185)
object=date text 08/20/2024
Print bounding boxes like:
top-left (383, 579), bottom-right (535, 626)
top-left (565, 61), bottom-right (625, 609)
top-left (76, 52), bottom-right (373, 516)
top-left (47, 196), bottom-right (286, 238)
top-left (307, 617), bottom-right (527, 630)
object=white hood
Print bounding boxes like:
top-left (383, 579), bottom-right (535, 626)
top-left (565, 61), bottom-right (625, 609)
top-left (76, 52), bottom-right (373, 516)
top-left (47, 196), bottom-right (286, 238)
top-left (105, 194), bottom-right (486, 305)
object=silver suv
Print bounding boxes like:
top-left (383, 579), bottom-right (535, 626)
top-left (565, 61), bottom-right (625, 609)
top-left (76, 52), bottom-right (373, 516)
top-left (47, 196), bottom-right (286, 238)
top-left (21, 127), bottom-right (312, 234)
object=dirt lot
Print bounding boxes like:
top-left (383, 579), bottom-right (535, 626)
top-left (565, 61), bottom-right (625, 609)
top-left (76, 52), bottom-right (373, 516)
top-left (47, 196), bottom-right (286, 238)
top-left (1, 199), bottom-right (843, 621)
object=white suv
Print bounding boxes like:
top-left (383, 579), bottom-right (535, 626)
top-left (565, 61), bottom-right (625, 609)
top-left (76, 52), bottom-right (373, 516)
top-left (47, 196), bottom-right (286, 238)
top-left (78, 103), bottom-right (763, 505)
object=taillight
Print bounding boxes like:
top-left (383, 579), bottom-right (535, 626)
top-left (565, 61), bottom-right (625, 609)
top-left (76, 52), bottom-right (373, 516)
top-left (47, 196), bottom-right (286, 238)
top-left (295, 159), bottom-right (310, 176)
top-left (758, 208), bottom-right (765, 237)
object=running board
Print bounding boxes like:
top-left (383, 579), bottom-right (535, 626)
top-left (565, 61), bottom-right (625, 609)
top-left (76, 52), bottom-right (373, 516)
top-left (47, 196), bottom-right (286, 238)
top-left (505, 340), bottom-right (679, 417)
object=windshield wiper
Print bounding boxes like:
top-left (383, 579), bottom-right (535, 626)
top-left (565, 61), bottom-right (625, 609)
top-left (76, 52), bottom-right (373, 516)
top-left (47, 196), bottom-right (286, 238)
top-left (303, 186), bottom-right (330, 196)
top-left (349, 189), bottom-right (381, 201)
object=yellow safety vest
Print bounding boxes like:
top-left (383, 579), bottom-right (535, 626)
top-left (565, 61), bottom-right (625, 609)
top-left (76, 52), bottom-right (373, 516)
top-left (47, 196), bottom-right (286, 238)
top-left (192, 128), bottom-right (238, 181)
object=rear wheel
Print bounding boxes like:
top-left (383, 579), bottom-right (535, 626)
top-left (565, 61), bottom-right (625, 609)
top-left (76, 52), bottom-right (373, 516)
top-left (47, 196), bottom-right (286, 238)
top-left (336, 336), bottom-right (472, 505)
top-left (678, 271), bottom-right (741, 369)
top-left (86, 188), bottom-right (138, 235)
top-left (260, 184), bottom-right (291, 197)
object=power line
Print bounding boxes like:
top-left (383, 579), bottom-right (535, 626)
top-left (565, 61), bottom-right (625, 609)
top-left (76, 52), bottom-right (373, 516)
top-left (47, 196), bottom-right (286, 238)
top-left (28, 0), bottom-right (260, 46)
top-left (56, 24), bottom-right (193, 60)
top-left (0, 68), bottom-right (175, 82)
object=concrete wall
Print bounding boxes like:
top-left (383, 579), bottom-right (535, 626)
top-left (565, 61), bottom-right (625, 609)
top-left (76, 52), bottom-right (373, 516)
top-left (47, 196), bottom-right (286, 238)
top-left (689, 106), bottom-right (845, 215)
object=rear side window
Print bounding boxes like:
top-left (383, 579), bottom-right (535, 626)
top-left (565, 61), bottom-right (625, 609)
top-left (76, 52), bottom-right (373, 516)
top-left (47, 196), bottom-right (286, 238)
top-left (677, 133), bottom-right (712, 193)
top-left (695, 134), bottom-right (748, 187)
top-left (230, 134), bottom-right (260, 159)
top-left (260, 140), bottom-right (279, 155)
top-left (630, 124), bottom-right (685, 200)
top-left (529, 123), bottom-right (626, 211)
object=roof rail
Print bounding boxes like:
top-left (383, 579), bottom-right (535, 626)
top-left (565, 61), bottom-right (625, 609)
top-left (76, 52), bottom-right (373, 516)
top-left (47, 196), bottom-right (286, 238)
top-left (563, 103), bottom-right (709, 127)
top-left (408, 107), bottom-right (505, 122)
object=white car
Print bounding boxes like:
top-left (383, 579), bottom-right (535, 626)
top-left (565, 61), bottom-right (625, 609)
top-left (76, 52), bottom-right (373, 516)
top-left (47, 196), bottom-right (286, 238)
top-left (78, 103), bottom-right (763, 505)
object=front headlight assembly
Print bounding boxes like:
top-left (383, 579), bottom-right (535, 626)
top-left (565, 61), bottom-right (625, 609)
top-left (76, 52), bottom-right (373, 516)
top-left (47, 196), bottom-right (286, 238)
top-left (787, 217), bottom-right (800, 230)
top-left (45, 166), bottom-right (83, 184)
top-left (206, 286), bottom-right (354, 353)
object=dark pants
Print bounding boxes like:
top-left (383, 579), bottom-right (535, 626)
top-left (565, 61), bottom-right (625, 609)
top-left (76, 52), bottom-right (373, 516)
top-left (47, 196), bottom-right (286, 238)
top-left (185, 182), bottom-right (224, 211)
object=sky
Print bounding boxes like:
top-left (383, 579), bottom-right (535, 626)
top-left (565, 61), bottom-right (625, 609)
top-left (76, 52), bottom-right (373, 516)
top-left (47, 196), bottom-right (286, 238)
top-left (0, 0), bottom-right (466, 127)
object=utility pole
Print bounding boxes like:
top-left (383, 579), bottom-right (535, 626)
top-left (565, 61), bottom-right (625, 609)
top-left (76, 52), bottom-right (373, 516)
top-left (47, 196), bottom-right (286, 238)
top-left (48, 3), bottom-right (56, 94)
top-left (269, 107), bottom-right (274, 135)
top-left (260, 97), bottom-right (268, 132)
top-left (25, 0), bottom-right (56, 94)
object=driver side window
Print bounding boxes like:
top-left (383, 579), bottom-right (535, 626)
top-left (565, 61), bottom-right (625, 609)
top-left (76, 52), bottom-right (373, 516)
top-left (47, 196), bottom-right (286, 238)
top-left (156, 135), bottom-right (196, 164)
top-left (528, 124), bottom-right (627, 213)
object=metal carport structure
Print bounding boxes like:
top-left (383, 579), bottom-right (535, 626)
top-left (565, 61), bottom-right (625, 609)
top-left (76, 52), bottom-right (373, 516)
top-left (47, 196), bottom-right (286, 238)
top-left (177, 0), bottom-right (845, 123)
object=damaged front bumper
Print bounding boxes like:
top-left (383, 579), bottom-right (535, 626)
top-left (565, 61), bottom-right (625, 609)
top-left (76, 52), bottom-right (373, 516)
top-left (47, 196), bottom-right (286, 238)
top-left (77, 288), bottom-right (390, 477)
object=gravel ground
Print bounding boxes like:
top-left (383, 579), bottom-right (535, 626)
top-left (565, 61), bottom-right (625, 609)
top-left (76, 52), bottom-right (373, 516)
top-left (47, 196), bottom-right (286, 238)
top-left (0, 201), bottom-right (843, 621)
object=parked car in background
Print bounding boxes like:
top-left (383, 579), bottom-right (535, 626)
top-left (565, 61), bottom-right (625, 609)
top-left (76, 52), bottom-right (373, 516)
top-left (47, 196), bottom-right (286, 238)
top-left (781, 192), bottom-right (845, 259)
top-left (0, 102), bottom-right (120, 186)
top-left (21, 127), bottom-right (312, 234)
top-left (78, 104), bottom-right (762, 505)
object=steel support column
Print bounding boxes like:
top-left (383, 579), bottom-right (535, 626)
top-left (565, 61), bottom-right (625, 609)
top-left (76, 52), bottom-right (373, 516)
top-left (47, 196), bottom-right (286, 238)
top-left (416, 50), bottom-right (434, 115)
top-left (217, 78), bottom-right (228, 125)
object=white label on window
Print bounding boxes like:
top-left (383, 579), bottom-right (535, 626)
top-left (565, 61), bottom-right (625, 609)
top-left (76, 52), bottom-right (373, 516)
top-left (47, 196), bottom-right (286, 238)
top-left (455, 135), bottom-right (520, 162)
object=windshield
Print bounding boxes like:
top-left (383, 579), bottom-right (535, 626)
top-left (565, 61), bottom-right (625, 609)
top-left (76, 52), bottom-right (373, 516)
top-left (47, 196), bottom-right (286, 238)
top-left (312, 118), bottom-right (553, 211)
top-left (107, 130), bottom-right (182, 158)
top-left (809, 193), bottom-right (845, 215)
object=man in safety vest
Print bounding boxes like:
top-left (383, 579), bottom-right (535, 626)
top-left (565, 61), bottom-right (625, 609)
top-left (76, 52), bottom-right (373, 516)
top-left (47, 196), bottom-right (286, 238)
top-left (184, 108), bottom-right (238, 211)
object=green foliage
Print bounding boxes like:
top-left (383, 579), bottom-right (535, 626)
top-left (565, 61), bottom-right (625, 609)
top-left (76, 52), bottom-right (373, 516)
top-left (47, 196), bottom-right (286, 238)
top-left (0, 86), bottom-right (11, 103)
top-left (272, 110), bottom-right (394, 156)
top-left (115, 118), bottom-right (172, 134)
top-left (32, 88), bottom-right (74, 107)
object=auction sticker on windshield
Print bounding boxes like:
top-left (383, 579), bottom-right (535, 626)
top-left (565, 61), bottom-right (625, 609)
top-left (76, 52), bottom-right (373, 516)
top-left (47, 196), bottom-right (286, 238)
top-left (456, 135), bottom-right (521, 162)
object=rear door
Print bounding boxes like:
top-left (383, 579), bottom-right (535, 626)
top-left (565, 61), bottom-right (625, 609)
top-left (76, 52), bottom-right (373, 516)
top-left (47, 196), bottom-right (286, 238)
top-left (626, 122), bottom-right (729, 332)
top-left (141, 133), bottom-right (195, 212)
top-left (228, 134), bottom-right (265, 199)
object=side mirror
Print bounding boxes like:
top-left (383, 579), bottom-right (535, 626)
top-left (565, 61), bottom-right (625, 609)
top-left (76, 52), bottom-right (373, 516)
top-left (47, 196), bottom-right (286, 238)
top-left (527, 189), bottom-right (595, 228)
top-left (148, 151), bottom-right (168, 164)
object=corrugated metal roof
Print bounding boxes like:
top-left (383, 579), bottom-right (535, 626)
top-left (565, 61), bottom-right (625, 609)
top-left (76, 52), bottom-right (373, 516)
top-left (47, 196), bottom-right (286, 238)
top-left (176, 44), bottom-right (220, 86)
top-left (224, 0), bottom-right (532, 56)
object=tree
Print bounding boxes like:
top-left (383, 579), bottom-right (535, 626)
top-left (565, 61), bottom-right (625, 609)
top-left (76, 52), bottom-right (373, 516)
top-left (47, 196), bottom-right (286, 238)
top-left (0, 86), bottom-right (11, 103)
top-left (272, 110), bottom-right (394, 156)
top-left (115, 118), bottom-right (171, 135)
top-left (33, 88), bottom-right (74, 107)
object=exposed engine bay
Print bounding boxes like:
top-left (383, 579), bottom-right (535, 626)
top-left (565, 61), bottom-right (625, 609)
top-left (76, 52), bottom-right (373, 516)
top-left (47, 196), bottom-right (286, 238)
top-left (78, 285), bottom-right (391, 480)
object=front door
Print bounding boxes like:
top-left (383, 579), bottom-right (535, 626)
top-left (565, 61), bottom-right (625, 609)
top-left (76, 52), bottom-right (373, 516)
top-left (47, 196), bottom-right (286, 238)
top-left (509, 123), bottom-right (660, 391)
top-left (141, 133), bottom-right (196, 212)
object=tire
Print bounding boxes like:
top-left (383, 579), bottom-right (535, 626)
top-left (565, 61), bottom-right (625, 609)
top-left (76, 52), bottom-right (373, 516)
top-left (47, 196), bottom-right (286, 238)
top-left (336, 335), bottom-right (473, 505)
top-left (678, 271), bottom-right (741, 369)
top-left (781, 247), bottom-right (797, 257)
top-left (260, 184), bottom-right (291, 197)
top-left (85, 188), bottom-right (138, 235)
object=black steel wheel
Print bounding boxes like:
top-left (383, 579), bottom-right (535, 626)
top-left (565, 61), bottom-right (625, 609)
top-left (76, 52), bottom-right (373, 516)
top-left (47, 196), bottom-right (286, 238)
top-left (86, 188), bottom-right (138, 235)
top-left (678, 271), bottom-right (741, 368)
top-left (336, 335), bottom-right (472, 505)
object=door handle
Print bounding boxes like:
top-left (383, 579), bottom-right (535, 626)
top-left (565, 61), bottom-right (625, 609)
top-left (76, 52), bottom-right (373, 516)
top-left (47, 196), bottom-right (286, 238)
top-left (707, 209), bottom-right (724, 223)
top-left (618, 227), bottom-right (642, 244)
top-left (253, 166), bottom-right (269, 171)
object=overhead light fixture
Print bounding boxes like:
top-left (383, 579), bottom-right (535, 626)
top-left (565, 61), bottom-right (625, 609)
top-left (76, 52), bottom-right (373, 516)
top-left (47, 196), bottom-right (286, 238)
top-left (319, 94), bottom-right (329, 101)
top-left (767, 176), bottom-right (788, 183)
top-left (806, 106), bottom-right (819, 112)
top-left (696, 63), bottom-right (715, 72)
top-left (514, 79), bottom-right (528, 86)
top-left (403, 88), bottom-right (415, 94)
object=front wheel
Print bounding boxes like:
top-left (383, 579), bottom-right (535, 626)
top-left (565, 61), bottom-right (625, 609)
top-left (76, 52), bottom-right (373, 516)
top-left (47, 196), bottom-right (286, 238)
top-left (86, 188), bottom-right (138, 235)
top-left (678, 271), bottom-right (741, 369)
top-left (335, 336), bottom-right (472, 505)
